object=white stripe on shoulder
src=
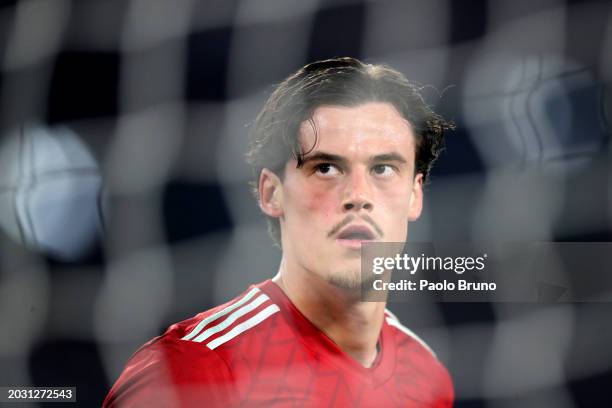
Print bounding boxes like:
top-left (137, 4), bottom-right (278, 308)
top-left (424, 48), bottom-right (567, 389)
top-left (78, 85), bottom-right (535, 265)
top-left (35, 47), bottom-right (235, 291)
top-left (384, 308), bottom-right (400, 322)
top-left (192, 293), bottom-right (270, 343)
top-left (385, 309), bottom-right (437, 359)
top-left (207, 304), bottom-right (280, 350)
top-left (182, 287), bottom-right (260, 341)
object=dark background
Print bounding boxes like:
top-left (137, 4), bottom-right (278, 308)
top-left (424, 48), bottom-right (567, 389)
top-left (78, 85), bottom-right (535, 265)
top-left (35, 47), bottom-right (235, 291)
top-left (0, 0), bottom-right (611, 406)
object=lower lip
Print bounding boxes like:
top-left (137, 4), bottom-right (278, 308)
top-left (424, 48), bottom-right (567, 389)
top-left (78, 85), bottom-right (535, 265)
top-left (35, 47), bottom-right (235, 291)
top-left (336, 239), bottom-right (373, 249)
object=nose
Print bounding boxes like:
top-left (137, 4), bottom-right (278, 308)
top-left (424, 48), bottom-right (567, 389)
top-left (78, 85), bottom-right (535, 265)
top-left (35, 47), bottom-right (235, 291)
top-left (341, 170), bottom-right (373, 212)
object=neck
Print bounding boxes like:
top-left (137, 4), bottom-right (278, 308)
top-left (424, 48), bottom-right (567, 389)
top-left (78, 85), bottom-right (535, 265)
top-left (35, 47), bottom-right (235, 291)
top-left (273, 258), bottom-right (386, 368)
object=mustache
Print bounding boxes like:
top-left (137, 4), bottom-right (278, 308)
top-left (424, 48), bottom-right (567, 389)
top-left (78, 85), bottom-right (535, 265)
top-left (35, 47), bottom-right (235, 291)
top-left (327, 214), bottom-right (384, 238)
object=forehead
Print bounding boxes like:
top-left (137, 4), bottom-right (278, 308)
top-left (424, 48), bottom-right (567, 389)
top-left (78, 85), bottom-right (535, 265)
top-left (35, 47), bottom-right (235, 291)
top-left (299, 102), bottom-right (416, 157)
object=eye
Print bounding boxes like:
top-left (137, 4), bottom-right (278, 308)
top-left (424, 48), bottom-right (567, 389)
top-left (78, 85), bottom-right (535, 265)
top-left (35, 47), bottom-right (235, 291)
top-left (371, 164), bottom-right (396, 177)
top-left (314, 163), bottom-right (341, 177)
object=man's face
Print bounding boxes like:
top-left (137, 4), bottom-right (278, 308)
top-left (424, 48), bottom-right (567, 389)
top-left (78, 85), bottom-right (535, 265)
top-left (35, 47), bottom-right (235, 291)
top-left (260, 102), bottom-right (423, 290)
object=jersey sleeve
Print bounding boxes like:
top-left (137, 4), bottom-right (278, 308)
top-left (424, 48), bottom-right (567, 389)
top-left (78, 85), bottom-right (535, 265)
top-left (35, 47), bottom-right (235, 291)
top-left (103, 337), bottom-right (238, 407)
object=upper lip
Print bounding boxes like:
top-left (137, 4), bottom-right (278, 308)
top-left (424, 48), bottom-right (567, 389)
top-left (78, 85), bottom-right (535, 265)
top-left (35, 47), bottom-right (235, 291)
top-left (336, 225), bottom-right (376, 241)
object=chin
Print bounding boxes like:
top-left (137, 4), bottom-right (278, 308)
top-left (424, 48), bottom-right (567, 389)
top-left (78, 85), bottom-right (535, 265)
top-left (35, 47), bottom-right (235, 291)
top-left (326, 269), bottom-right (371, 292)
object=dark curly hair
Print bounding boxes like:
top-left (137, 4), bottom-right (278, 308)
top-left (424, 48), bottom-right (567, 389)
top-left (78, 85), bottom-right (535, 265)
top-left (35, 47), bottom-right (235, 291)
top-left (247, 57), bottom-right (454, 245)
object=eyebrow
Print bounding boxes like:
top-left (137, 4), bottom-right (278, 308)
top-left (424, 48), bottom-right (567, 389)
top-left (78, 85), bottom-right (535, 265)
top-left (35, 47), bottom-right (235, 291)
top-left (370, 153), bottom-right (407, 164)
top-left (301, 152), bottom-right (347, 165)
top-left (301, 151), bottom-right (408, 165)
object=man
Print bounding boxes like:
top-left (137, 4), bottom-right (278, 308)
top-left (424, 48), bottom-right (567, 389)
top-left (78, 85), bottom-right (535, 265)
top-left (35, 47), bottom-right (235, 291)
top-left (104, 57), bottom-right (454, 407)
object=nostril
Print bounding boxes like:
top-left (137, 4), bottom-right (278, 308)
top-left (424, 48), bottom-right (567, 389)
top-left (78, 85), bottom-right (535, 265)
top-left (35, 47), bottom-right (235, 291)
top-left (344, 203), bottom-right (354, 210)
top-left (363, 203), bottom-right (373, 210)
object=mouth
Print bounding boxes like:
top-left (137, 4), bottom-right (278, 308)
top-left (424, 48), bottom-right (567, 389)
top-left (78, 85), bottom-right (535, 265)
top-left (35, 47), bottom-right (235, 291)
top-left (336, 225), bottom-right (376, 249)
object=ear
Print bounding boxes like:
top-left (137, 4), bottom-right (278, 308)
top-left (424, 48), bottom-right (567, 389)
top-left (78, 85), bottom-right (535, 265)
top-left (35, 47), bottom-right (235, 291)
top-left (408, 173), bottom-right (423, 221)
top-left (259, 168), bottom-right (284, 218)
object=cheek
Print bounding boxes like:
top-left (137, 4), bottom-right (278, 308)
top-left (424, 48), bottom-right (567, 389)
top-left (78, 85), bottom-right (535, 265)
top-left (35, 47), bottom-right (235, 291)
top-left (285, 181), bottom-right (339, 228)
top-left (302, 185), bottom-right (338, 219)
top-left (378, 186), bottom-right (412, 213)
top-left (379, 192), bottom-right (411, 237)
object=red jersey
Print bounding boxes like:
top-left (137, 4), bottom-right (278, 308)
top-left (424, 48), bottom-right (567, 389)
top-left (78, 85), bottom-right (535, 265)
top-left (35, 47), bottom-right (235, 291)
top-left (104, 280), bottom-right (453, 407)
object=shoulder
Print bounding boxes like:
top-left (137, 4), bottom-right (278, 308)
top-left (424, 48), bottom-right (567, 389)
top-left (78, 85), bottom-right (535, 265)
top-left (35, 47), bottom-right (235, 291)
top-left (384, 309), bottom-right (454, 405)
top-left (383, 308), bottom-right (437, 358)
top-left (103, 334), bottom-right (235, 407)
top-left (176, 285), bottom-right (281, 354)
top-left (104, 284), bottom-right (281, 407)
